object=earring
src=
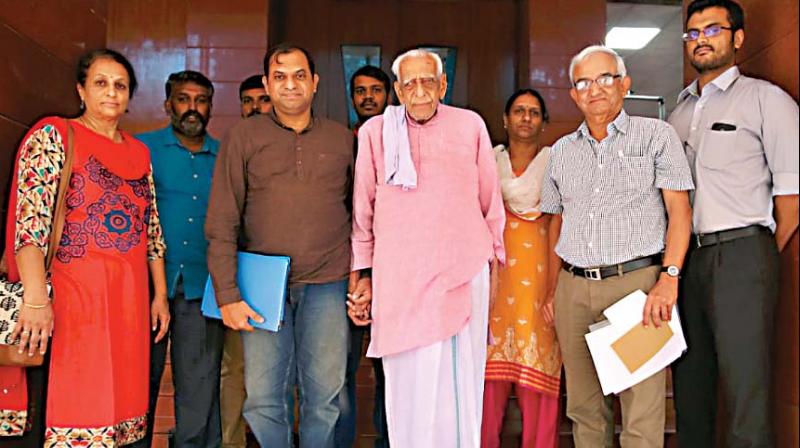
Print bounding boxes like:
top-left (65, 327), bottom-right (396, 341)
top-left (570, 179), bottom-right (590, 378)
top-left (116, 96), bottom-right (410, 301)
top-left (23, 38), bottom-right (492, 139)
top-left (79, 99), bottom-right (85, 110)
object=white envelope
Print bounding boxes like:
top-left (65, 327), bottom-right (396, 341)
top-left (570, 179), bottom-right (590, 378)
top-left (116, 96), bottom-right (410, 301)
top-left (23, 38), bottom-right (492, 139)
top-left (585, 290), bottom-right (687, 395)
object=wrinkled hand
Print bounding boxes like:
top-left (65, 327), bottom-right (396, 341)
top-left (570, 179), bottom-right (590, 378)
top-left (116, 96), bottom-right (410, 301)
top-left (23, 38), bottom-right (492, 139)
top-left (347, 271), bottom-right (372, 326)
top-left (11, 292), bottom-right (53, 357)
top-left (643, 275), bottom-right (678, 328)
top-left (220, 301), bottom-right (264, 331)
top-left (150, 295), bottom-right (171, 343)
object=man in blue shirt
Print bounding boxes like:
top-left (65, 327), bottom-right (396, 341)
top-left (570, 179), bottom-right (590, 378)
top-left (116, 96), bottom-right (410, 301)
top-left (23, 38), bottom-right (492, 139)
top-left (136, 70), bottom-right (222, 448)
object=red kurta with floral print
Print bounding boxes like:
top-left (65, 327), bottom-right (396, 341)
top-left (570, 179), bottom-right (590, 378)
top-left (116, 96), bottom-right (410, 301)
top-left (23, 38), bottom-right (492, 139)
top-left (0, 117), bottom-right (165, 447)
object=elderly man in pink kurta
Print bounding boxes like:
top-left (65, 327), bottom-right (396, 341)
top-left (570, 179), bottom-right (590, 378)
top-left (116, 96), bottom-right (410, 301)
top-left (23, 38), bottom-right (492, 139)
top-left (348, 48), bottom-right (506, 447)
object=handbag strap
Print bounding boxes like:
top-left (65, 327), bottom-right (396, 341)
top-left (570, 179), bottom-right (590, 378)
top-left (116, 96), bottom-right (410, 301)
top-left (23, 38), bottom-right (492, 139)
top-left (43, 121), bottom-right (74, 270)
top-left (0, 121), bottom-right (74, 275)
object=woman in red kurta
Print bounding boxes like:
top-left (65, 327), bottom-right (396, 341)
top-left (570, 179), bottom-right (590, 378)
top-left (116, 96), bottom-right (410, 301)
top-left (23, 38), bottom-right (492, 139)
top-left (0, 49), bottom-right (169, 447)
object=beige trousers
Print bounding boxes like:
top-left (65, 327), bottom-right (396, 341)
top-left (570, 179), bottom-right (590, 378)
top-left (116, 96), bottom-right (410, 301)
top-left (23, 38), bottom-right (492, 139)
top-left (220, 328), bottom-right (247, 448)
top-left (554, 265), bottom-right (665, 448)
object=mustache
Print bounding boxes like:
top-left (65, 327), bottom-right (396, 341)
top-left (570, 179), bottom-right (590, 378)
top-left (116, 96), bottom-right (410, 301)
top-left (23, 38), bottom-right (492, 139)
top-left (180, 110), bottom-right (207, 125)
top-left (694, 45), bottom-right (714, 55)
top-left (359, 99), bottom-right (377, 107)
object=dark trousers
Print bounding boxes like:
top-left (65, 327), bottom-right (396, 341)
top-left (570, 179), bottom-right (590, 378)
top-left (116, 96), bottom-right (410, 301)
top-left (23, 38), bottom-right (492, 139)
top-left (334, 322), bottom-right (389, 448)
top-left (137, 289), bottom-right (225, 448)
top-left (674, 229), bottom-right (778, 448)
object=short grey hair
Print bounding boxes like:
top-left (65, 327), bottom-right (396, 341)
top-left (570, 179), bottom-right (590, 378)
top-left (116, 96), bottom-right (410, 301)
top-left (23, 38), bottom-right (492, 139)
top-left (568, 45), bottom-right (627, 84)
top-left (391, 49), bottom-right (444, 82)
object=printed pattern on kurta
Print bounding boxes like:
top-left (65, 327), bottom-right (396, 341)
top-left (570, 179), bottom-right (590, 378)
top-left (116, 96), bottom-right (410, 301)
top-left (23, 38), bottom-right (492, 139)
top-left (11, 119), bottom-right (163, 447)
top-left (0, 409), bottom-right (27, 436)
top-left (14, 123), bottom-right (166, 259)
top-left (486, 211), bottom-right (562, 396)
top-left (45, 415), bottom-right (146, 447)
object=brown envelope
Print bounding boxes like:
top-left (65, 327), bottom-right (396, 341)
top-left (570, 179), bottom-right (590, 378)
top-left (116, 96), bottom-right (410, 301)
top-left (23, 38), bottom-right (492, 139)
top-left (611, 323), bottom-right (674, 373)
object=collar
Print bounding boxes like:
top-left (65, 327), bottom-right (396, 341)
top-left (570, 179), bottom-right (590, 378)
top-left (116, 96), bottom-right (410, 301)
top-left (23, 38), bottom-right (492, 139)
top-left (269, 110), bottom-right (316, 134)
top-left (573, 109), bottom-right (630, 141)
top-left (160, 126), bottom-right (217, 155)
top-left (678, 65), bottom-right (740, 103)
top-left (406, 104), bottom-right (444, 128)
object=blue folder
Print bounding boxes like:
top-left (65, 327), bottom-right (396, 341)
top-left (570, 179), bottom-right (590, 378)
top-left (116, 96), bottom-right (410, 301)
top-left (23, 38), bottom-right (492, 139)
top-left (202, 252), bottom-right (290, 332)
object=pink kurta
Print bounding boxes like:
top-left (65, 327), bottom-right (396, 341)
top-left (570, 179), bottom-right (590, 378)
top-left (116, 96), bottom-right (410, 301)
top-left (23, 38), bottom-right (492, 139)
top-left (352, 104), bottom-right (505, 358)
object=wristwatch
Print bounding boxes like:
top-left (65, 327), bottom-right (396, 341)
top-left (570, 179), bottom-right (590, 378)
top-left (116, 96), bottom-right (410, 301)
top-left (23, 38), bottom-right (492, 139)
top-left (661, 265), bottom-right (681, 278)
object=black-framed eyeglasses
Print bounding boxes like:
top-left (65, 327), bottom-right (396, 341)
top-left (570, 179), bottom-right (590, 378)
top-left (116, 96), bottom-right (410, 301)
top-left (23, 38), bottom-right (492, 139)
top-left (683, 24), bottom-right (733, 42)
top-left (573, 74), bottom-right (622, 92)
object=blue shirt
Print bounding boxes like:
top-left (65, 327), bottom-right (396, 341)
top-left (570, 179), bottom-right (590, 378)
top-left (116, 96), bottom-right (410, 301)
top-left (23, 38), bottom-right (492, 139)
top-left (136, 126), bottom-right (219, 299)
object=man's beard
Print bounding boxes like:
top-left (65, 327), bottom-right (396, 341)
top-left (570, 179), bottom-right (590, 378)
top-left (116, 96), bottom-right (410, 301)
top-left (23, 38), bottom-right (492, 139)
top-left (690, 43), bottom-right (735, 73)
top-left (172, 110), bottom-right (208, 137)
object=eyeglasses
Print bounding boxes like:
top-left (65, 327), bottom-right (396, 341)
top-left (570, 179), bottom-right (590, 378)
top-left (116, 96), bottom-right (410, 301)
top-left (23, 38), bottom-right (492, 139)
top-left (401, 76), bottom-right (439, 92)
top-left (573, 74), bottom-right (621, 92)
top-left (683, 24), bottom-right (733, 42)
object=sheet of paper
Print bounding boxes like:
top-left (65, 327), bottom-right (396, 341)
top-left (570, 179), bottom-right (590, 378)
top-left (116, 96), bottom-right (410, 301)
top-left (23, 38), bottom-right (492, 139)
top-left (585, 289), bottom-right (687, 395)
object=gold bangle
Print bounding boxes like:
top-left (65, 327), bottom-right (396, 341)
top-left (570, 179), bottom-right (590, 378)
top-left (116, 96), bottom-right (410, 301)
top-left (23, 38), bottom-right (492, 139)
top-left (23, 301), bottom-right (50, 309)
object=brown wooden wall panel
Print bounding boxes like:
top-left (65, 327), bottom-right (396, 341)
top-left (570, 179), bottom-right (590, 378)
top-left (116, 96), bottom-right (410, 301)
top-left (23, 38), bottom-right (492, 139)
top-left (739, 29), bottom-right (800, 100)
top-left (735, 0), bottom-right (799, 69)
top-left (108, 0), bottom-right (268, 138)
top-left (276, 0), bottom-right (517, 142)
top-left (0, 25), bottom-right (79, 127)
top-left (186, 47), bottom-right (266, 83)
top-left (521, 0), bottom-right (606, 146)
top-left (0, 116), bottom-right (28, 205)
top-left (107, 0), bottom-right (189, 135)
top-left (0, 0), bottom-right (107, 67)
top-left (186, 0), bottom-right (269, 48)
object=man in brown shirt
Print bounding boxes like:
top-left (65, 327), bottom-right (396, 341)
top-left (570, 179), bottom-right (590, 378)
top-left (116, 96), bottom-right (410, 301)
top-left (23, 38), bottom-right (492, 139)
top-left (205, 44), bottom-right (353, 448)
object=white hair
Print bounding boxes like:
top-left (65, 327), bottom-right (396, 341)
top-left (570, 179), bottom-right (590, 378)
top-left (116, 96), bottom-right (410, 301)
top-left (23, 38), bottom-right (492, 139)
top-left (391, 49), bottom-right (444, 82)
top-left (568, 45), bottom-right (627, 84)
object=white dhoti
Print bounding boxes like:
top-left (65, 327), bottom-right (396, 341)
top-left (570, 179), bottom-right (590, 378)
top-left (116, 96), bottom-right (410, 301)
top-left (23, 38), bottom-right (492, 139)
top-left (382, 264), bottom-right (490, 448)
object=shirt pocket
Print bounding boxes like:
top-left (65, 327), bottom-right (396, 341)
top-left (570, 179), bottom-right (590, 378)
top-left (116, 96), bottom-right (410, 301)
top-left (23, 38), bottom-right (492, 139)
top-left (247, 145), bottom-right (293, 189)
top-left (313, 152), bottom-right (351, 184)
top-left (613, 156), bottom-right (654, 192)
top-left (698, 127), bottom-right (739, 170)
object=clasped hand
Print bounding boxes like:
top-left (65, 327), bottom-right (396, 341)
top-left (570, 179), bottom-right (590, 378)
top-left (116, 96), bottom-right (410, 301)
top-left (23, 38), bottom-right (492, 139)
top-left (347, 271), bottom-right (372, 326)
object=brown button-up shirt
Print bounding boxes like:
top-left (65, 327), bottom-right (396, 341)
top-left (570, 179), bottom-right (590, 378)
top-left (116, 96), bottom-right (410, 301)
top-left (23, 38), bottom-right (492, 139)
top-left (205, 112), bottom-right (354, 305)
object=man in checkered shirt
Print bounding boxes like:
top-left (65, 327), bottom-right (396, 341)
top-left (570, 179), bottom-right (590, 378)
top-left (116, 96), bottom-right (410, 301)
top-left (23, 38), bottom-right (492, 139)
top-left (539, 45), bottom-right (694, 448)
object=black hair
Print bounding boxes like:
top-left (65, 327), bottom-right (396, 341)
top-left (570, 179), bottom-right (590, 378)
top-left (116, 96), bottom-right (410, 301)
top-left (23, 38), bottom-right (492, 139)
top-left (349, 65), bottom-right (391, 99)
top-left (165, 70), bottom-right (214, 100)
top-left (76, 48), bottom-right (138, 98)
top-left (686, 0), bottom-right (745, 32)
top-left (239, 74), bottom-right (267, 97)
top-left (263, 44), bottom-right (316, 77)
top-left (504, 88), bottom-right (550, 123)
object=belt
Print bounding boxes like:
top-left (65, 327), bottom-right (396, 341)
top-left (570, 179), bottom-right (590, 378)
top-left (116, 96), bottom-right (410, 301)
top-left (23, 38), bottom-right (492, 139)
top-left (563, 254), bottom-right (662, 281)
top-left (694, 225), bottom-right (767, 248)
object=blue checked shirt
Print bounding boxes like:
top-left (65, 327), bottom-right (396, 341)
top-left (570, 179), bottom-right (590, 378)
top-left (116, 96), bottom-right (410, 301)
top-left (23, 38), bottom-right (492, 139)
top-left (136, 126), bottom-right (219, 299)
top-left (540, 110), bottom-right (694, 268)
